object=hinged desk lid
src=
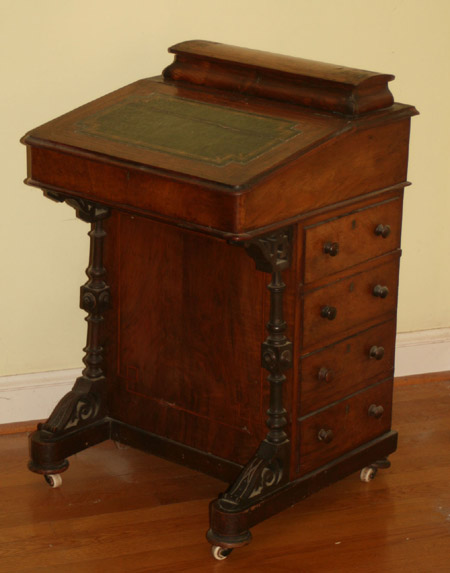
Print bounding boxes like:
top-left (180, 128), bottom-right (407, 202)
top-left (22, 77), bottom-right (351, 190)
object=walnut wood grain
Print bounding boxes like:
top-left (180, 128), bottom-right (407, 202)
top-left (20, 42), bottom-right (418, 557)
top-left (303, 196), bottom-right (403, 283)
top-left (103, 212), bottom-right (297, 466)
top-left (302, 254), bottom-right (400, 350)
top-left (2, 380), bottom-right (448, 571)
top-left (22, 67), bottom-right (416, 236)
top-left (22, 78), bottom-right (348, 192)
top-left (297, 379), bottom-right (393, 475)
top-left (164, 40), bottom-right (396, 115)
top-left (239, 118), bottom-right (412, 232)
top-left (299, 320), bottom-right (397, 416)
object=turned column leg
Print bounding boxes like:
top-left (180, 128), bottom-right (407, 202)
top-left (207, 227), bottom-right (293, 554)
top-left (28, 192), bottom-right (112, 477)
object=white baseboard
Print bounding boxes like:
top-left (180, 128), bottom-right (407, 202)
top-left (0, 369), bottom-right (80, 425)
top-left (395, 327), bottom-right (450, 377)
top-left (1, 328), bottom-right (449, 425)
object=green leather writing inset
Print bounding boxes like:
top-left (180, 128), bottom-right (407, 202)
top-left (76, 93), bottom-right (300, 166)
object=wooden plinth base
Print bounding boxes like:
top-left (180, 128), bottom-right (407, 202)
top-left (28, 417), bottom-right (242, 482)
top-left (28, 418), bottom-right (111, 474)
top-left (28, 419), bottom-right (397, 551)
top-left (110, 420), bottom-right (243, 483)
top-left (207, 431), bottom-right (398, 548)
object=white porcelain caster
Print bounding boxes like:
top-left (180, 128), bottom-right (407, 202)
top-left (360, 466), bottom-right (378, 482)
top-left (44, 474), bottom-right (63, 488)
top-left (211, 545), bottom-right (233, 560)
top-left (113, 440), bottom-right (129, 450)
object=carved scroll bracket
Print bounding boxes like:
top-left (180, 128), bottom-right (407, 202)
top-left (218, 439), bottom-right (289, 511)
top-left (242, 227), bottom-right (292, 273)
top-left (43, 189), bottom-right (110, 222)
top-left (40, 378), bottom-right (100, 434)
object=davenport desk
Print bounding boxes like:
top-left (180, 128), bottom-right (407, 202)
top-left (22, 41), bottom-right (417, 559)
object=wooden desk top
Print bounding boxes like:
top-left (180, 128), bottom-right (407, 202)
top-left (22, 41), bottom-right (417, 237)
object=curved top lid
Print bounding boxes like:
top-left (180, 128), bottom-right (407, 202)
top-left (165, 40), bottom-right (396, 116)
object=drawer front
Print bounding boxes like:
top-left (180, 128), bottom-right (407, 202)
top-left (299, 320), bottom-right (396, 416)
top-left (302, 256), bottom-right (399, 349)
top-left (297, 379), bottom-right (393, 476)
top-left (304, 198), bottom-right (402, 284)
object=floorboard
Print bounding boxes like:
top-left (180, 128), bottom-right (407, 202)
top-left (1, 379), bottom-right (449, 572)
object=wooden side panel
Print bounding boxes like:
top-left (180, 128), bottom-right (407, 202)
top-left (103, 213), bottom-right (297, 465)
top-left (240, 119), bottom-right (412, 231)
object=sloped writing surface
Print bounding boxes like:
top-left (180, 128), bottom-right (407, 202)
top-left (76, 93), bottom-right (301, 167)
top-left (24, 78), bottom-right (346, 189)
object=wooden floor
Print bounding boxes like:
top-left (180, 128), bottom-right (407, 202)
top-left (1, 379), bottom-right (449, 572)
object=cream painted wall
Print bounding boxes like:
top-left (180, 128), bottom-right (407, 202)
top-left (1, 0), bottom-right (449, 376)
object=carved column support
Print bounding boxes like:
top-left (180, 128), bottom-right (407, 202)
top-left (39, 190), bottom-right (111, 436)
top-left (217, 227), bottom-right (293, 512)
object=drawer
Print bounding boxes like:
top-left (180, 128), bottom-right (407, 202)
top-left (297, 379), bottom-right (393, 476)
top-left (303, 197), bottom-right (402, 284)
top-left (299, 320), bottom-right (396, 416)
top-left (302, 255), bottom-right (399, 349)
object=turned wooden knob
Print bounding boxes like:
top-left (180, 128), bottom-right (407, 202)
top-left (323, 241), bottom-right (340, 257)
top-left (373, 285), bottom-right (389, 298)
top-left (321, 305), bottom-right (337, 320)
top-left (318, 428), bottom-right (334, 443)
top-left (318, 367), bottom-right (334, 383)
top-left (375, 224), bottom-right (391, 238)
top-left (369, 345), bottom-right (385, 360)
top-left (368, 404), bottom-right (384, 419)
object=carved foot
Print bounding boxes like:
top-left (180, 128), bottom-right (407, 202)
top-left (206, 529), bottom-right (252, 553)
top-left (208, 440), bottom-right (289, 551)
top-left (28, 376), bottom-right (110, 475)
top-left (28, 377), bottom-right (109, 475)
top-left (28, 410), bottom-right (111, 475)
top-left (28, 457), bottom-right (69, 476)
